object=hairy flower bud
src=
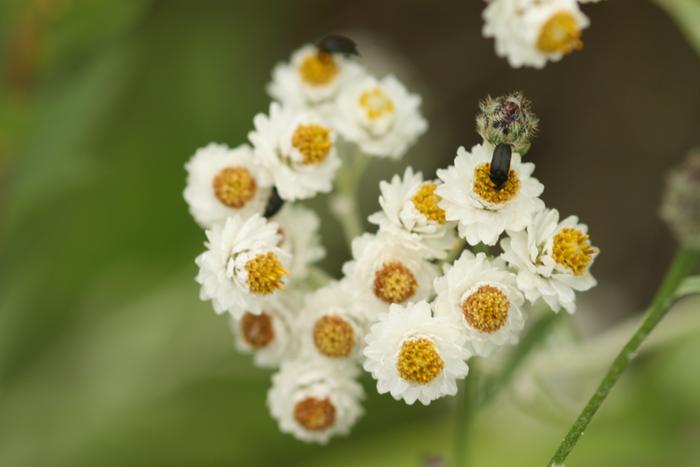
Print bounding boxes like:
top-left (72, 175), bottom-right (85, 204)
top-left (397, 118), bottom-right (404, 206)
top-left (660, 149), bottom-right (700, 249)
top-left (475, 92), bottom-right (539, 155)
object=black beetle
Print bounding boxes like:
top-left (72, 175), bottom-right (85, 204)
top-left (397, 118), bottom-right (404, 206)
top-left (263, 187), bottom-right (284, 218)
top-left (490, 143), bottom-right (512, 190)
top-left (316, 34), bottom-right (359, 57)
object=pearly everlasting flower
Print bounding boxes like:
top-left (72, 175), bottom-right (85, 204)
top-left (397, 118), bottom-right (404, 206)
top-left (436, 143), bottom-right (544, 246)
top-left (230, 289), bottom-right (301, 368)
top-left (268, 357), bottom-right (364, 444)
top-left (195, 214), bottom-right (289, 318)
top-left (298, 281), bottom-right (366, 361)
top-left (368, 167), bottom-right (457, 259)
top-left (434, 251), bottom-right (525, 357)
top-left (334, 74), bottom-right (427, 159)
top-left (500, 208), bottom-right (599, 313)
top-left (483, 0), bottom-right (590, 69)
top-left (342, 233), bottom-right (439, 320)
top-left (267, 44), bottom-right (366, 115)
top-left (183, 143), bottom-right (272, 228)
top-left (249, 102), bottom-right (341, 201)
top-left (363, 301), bottom-right (470, 405)
top-left (272, 203), bottom-right (326, 280)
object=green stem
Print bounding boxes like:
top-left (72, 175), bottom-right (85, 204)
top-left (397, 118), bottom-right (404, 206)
top-left (548, 245), bottom-right (699, 466)
top-left (330, 149), bottom-right (369, 246)
top-left (454, 361), bottom-right (479, 467)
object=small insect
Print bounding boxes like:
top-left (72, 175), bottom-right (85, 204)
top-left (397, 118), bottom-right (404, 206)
top-left (316, 34), bottom-right (359, 57)
top-left (263, 187), bottom-right (284, 218)
top-left (490, 143), bottom-right (512, 190)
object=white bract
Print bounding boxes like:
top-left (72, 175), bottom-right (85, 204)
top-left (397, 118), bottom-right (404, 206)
top-left (434, 250), bottom-right (525, 357)
top-left (500, 208), bottom-right (599, 313)
top-left (272, 203), bottom-right (326, 280)
top-left (437, 143), bottom-right (544, 246)
top-left (363, 301), bottom-right (470, 405)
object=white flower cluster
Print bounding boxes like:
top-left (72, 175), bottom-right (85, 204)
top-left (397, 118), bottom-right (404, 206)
top-left (184, 38), bottom-right (600, 444)
top-left (183, 40), bottom-right (427, 444)
top-left (482, 0), bottom-right (605, 68)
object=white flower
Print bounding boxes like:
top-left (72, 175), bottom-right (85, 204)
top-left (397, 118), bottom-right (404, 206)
top-left (342, 233), bottom-right (439, 320)
top-left (500, 208), bottom-right (599, 313)
top-left (363, 301), bottom-right (470, 405)
top-left (369, 167), bottom-right (457, 259)
top-left (271, 203), bottom-right (325, 280)
top-left (249, 103), bottom-right (341, 201)
top-left (267, 357), bottom-right (364, 444)
top-left (334, 74), bottom-right (427, 159)
top-left (267, 44), bottom-right (367, 115)
top-left (436, 143), bottom-right (545, 246)
top-left (183, 143), bottom-right (272, 228)
top-left (298, 281), bottom-right (366, 362)
top-left (195, 214), bottom-right (289, 318)
top-left (434, 250), bottom-right (525, 357)
top-left (483, 0), bottom-right (590, 69)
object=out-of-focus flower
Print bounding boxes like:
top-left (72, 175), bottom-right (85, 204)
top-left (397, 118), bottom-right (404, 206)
top-left (268, 357), bottom-right (364, 444)
top-left (434, 250), bottom-right (525, 357)
top-left (267, 44), bottom-right (366, 115)
top-left (660, 150), bottom-right (700, 250)
top-left (476, 92), bottom-right (539, 155)
top-left (363, 301), bottom-right (470, 405)
top-left (368, 167), bottom-right (456, 259)
top-left (483, 0), bottom-right (589, 69)
top-left (437, 143), bottom-right (544, 246)
top-left (334, 74), bottom-right (427, 159)
top-left (195, 214), bottom-right (289, 318)
top-left (500, 208), bottom-right (599, 313)
top-left (249, 103), bottom-right (341, 200)
top-left (271, 204), bottom-right (325, 280)
top-left (183, 143), bottom-right (272, 228)
top-left (342, 233), bottom-right (439, 320)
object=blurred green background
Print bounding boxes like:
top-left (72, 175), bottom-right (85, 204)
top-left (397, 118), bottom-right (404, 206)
top-left (1, 1), bottom-right (700, 466)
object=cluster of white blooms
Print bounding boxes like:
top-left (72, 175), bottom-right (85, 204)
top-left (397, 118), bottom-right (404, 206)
top-left (482, 0), bottom-right (605, 68)
top-left (184, 37), bottom-right (599, 444)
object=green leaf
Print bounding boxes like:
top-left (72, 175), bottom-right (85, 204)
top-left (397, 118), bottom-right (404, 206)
top-left (674, 275), bottom-right (700, 299)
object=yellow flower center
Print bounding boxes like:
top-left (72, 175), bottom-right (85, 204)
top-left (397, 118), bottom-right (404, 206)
top-left (397, 337), bottom-right (444, 384)
top-left (298, 51), bottom-right (338, 86)
top-left (291, 124), bottom-right (332, 165)
top-left (245, 252), bottom-right (287, 295)
top-left (240, 312), bottom-right (275, 348)
top-left (212, 167), bottom-right (257, 208)
top-left (473, 163), bottom-right (520, 205)
top-left (462, 285), bottom-right (510, 334)
top-left (373, 261), bottom-right (417, 304)
top-left (411, 182), bottom-right (447, 224)
top-left (552, 227), bottom-right (596, 275)
top-left (313, 314), bottom-right (355, 358)
top-left (536, 11), bottom-right (583, 54)
top-left (293, 397), bottom-right (336, 431)
top-left (358, 87), bottom-right (395, 120)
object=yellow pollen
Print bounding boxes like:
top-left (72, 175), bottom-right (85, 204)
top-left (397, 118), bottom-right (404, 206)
top-left (293, 397), bottom-right (336, 431)
top-left (298, 51), bottom-right (338, 86)
top-left (552, 227), bottom-right (596, 275)
top-left (212, 167), bottom-right (257, 208)
top-left (313, 314), bottom-right (355, 358)
top-left (245, 252), bottom-right (287, 295)
top-left (240, 312), bottom-right (275, 348)
top-left (462, 285), bottom-right (510, 334)
top-left (291, 124), bottom-right (332, 165)
top-left (373, 261), bottom-right (418, 304)
top-left (358, 87), bottom-right (395, 120)
top-left (411, 182), bottom-right (447, 224)
top-left (536, 11), bottom-right (583, 54)
top-left (473, 163), bottom-right (520, 205)
top-left (397, 337), bottom-right (444, 384)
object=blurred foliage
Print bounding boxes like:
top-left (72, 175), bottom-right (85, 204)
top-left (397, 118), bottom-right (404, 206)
top-left (1, 1), bottom-right (699, 466)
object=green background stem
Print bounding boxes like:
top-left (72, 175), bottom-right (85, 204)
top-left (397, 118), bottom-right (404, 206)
top-left (548, 245), bottom-right (700, 466)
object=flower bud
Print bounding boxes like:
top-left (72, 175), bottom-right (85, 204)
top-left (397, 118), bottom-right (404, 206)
top-left (475, 92), bottom-right (539, 155)
top-left (660, 149), bottom-right (700, 249)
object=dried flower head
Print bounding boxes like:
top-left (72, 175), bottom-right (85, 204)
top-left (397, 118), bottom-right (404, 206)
top-left (476, 92), bottom-right (539, 155)
top-left (660, 149), bottom-right (700, 249)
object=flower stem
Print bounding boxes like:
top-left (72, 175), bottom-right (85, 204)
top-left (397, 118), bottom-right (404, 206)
top-left (547, 245), bottom-right (699, 466)
top-left (330, 149), bottom-right (369, 246)
top-left (454, 361), bottom-right (479, 467)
